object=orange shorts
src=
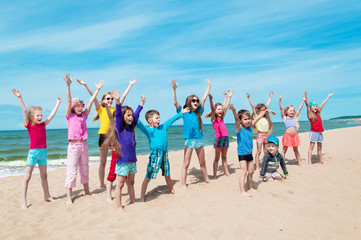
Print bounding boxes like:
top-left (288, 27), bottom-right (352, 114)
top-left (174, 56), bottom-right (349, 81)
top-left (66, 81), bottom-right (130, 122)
top-left (282, 132), bottom-right (300, 147)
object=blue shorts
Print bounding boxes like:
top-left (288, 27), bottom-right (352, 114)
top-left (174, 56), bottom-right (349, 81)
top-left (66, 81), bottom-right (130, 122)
top-left (214, 136), bottom-right (229, 149)
top-left (309, 131), bottom-right (323, 143)
top-left (26, 148), bottom-right (47, 166)
top-left (115, 162), bottom-right (137, 176)
top-left (184, 138), bottom-right (203, 149)
top-left (146, 150), bottom-right (170, 179)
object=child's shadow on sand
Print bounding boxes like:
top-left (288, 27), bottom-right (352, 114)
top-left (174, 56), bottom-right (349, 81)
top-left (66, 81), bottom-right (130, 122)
top-left (140, 180), bottom-right (178, 202)
top-left (285, 158), bottom-right (300, 165)
top-left (54, 189), bottom-right (84, 202)
top-left (188, 164), bottom-right (237, 184)
top-left (310, 154), bottom-right (325, 164)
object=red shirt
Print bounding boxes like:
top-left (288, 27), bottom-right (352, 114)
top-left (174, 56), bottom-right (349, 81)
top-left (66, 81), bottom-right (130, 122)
top-left (26, 122), bottom-right (47, 149)
top-left (309, 114), bottom-right (324, 132)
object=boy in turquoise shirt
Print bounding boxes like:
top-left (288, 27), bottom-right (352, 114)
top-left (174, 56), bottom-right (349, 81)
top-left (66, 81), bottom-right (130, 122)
top-left (137, 106), bottom-right (189, 201)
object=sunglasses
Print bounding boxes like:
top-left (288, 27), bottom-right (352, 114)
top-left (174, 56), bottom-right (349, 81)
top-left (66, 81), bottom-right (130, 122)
top-left (105, 97), bottom-right (114, 100)
top-left (192, 99), bottom-right (199, 103)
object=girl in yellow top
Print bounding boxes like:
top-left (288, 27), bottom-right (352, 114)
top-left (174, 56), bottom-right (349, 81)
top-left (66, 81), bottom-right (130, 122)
top-left (77, 79), bottom-right (136, 193)
top-left (247, 92), bottom-right (275, 172)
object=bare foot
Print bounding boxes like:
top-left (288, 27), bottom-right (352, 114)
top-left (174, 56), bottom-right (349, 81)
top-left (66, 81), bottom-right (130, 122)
top-left (118, 207), bottom-right (125, 212)
top-left (21, 203), bottom-right (28, 209)
top-left (84, 191), bottom-right (92, 196)
top-left (45, 196), bottom-right (54, 202)
top-left (213, 175), bottom-right (217, 179)
top-left (100, 185), bottom-right (106, 190)
top-left (170, 189), bottom-right (175, 194)
top-left (320, 161), bottom-right (324, 164)
top-left (205, 178), bottom-right (210, 183)
top-left (225, 172), bottom-right (230, 176)
top-left (66, 199), bottom-right (73, 205)
top-left (106, 197), bottom-right (113, 203)
top-left (240, 192), bottom-right (253, 197)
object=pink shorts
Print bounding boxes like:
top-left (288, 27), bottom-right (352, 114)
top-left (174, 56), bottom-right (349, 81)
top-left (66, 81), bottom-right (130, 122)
top-left (256, 132), bottom-right (269, 144)
top-left (282, 132), bottom-right (301, 147)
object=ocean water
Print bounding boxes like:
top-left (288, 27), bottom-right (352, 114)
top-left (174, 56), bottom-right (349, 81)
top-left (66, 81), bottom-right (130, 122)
top-left (1, 118), bottom-right (360, 178)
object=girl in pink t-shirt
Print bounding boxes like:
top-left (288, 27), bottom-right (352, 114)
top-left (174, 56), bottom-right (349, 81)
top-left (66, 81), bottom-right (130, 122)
top-left (304, 90), bottom-right (334, 165)
top-left (12, 89), bottom-right (61, 209)
top-left (204, 90), bottom-right (233, 179)
top-left (63, 73), bottom-right (103, 205)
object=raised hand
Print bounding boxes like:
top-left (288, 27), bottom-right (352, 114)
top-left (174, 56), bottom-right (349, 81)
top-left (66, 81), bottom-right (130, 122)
top-left (329, 92), bottom-right (334, 97)
top-left (111, 89), bottom-right (120, 101)
top-left (96, 80), bottom-right (104, 90)
top-left (170, 80), bottom-right (178, 90)
top-left (208, 93), bottom-right (213, 100)
top-left (57, 97), bottom-right (62, 104)
top-left (228, 90), bottom-right (234, 97)
top-left (129, 79), bottom-right (137, 86)
top-left (302, 96), bottom-right (306, 102)
top-left (223, 91), bottom-right (227, 97)
top-left (304, 90), bottom-right (307, 97)
top-left (207, 78), bottom-right (211, 87)
top-left (182, 106), bottom-right (190, 114)
top-left (141, 95), bottom-right (146, 104)
top-left (279, 94), bottom-right (284, 99)
top-left (229, 104), bottom-right (235, 111)
top-left (270, 91), bottom-right (274, 98)
top-left (12, 89), bottom-right (21, 98)
top-left (77, 79), bottom-right (87, 85)
top-left (267, 109), bottom-right (276, 115)
top-left (63, 73), bottom-right (72, 85)
top-left (246, 93), bottom-right (250, 98)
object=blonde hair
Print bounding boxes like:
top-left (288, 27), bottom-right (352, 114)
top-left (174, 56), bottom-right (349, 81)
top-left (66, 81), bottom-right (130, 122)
top-left (101, 120), bottom-right (122, 159)
top-left (252, 103), bottom-right (273, 133)
top-left (307, 107), bottom-right (321, 123)
top-left (22, 106), bottom-right (42, 127)
top-left (92, 92), bottom-right (112, 122)
top-left (204, 103), bottom-right (223, 119)
top-left (284, 105), bottom-right (295, 117)
top-left (184, 95), bottom-right (203, 130)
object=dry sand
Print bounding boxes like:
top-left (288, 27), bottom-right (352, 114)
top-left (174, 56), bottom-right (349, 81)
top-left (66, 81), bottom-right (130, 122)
top-left (1, 126), bottom-right (360, 240)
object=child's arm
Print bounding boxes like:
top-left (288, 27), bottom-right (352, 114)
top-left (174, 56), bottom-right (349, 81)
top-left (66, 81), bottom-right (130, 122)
top-left (319, 92), bottom-right (334, 112)
top-left (246, 93), bottom-right (256, 116)
top-left (170, 80), bottom-right (180, 109)
top-left (136, 118), bottom-right (148, 135)
top-left (120, 79), bottom-right (136, 105)
top-left (63, 74), bottom-right (72, 118)
top-left (295, 96), bottom-right (305, 118)
top-left (229, 104), bottom-right (241, 133)
top-left (208, 94), bottom-right (216, 122)
top-left (304, 90), bottom-right (311, 116)
top-left (77, 79), bottom-right (100, 111)
top-left (200, 78), bottom-right (211, 107)
top-left (266, 91), bottom-right (274, 108)
top-left (132, 95), bottom-right (145, 128)
top-left (223, 90), bottom-right (234, 117)
top-left (259, 154), bottom-right (269, 180)
top-left (99, 101), bottom-right (115, 126)
top-left (44, 97), bottom-right (62, 126)
top-left (84, 80), bottom-right (104, 117)
top-left (278, 94), bottom-right (285, 120)
top-left (114, 89), bottom-right (123, 131)
top-left (12, 89), bottom-right (29, 126)
top-left (279, 154), bottom-right (288, 178)
top-left (164, 107), bottom-right (190, 130)
top-left (251, 109), bottom-right (271, 128)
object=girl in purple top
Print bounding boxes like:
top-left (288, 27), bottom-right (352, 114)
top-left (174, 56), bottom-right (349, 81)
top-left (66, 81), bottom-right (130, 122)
top-left (12, 89), bottom-right (61, 209)
top-left (63, 73), bottom-right (103, 205)
top-left (103, 87), bottom-right (144, 212)
top-left (204, 90), bottom-right (234, 179)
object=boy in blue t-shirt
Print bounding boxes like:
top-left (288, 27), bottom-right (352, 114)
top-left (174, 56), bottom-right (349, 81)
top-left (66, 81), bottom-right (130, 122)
top-left (137, 106), bottom-right (189, 201)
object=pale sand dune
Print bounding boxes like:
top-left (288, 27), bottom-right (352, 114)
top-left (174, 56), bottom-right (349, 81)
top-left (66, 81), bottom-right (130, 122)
top-left (0, 126), bottom-right (360, 239)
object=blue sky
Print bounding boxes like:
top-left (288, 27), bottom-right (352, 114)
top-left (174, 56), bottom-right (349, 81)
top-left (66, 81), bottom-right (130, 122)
top-left (1, 0), bottom-right (361, 130)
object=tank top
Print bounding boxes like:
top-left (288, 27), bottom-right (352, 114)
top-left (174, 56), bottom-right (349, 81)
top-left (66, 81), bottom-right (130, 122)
top-left (309, 114), bottom-right (324, 132)
top-left (236, 126), bottom-right (253, 155)
top-left (284, 117), bottom-right (296, 129)
top-left (212, 118), bottom-right (228, 138)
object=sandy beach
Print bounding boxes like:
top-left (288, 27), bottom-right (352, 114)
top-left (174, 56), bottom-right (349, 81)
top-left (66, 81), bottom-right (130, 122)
top-left (0, 126), bottom-right (360, 240)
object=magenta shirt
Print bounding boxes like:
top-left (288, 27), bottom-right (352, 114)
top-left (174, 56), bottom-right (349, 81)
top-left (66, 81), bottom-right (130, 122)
top-left (26, 122), bottom-right (47, 149)
top-left (212, 118), bottom-right (228, 138)
top-left (66, 112), bottom-right (88, 141)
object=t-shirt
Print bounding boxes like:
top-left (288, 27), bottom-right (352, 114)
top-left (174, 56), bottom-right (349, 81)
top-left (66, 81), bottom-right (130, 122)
top-left (115, 103), bottom-right (142, 164)
top-left (137, 112), bottom-right (183, 151)
top-left (177, 105), bottom-right (204, 139)
top-left (236, 126), bottom-right (253, 155)
top-left (66, 112), bottom-right (88, 141)
top-left (26, 122), bottom-right (47, 149)
top-left (97, 106), bottom-right (116, 134)
top-left (309, 114), bottom-right (324, 132)
top-left (255, 117), bottom-right (269, 132)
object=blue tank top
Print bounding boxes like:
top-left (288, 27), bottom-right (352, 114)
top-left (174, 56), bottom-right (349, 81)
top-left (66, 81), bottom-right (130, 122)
top-left (236, 126), bottom-right (253, 155)
top-left (284, 117), bottom-right (296, 128)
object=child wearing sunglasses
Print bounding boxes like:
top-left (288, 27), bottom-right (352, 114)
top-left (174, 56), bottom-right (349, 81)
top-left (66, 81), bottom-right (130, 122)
top-left (77, 79), bottom-right (136, 196)
top-left (63, 74), bottom-right (103, 205)
top-left (171, 79), bottom-right (211, 188)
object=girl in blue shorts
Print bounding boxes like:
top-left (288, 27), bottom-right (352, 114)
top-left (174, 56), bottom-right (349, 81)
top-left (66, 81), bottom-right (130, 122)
top-left (171, 79), bottom-right (211, 188)
top-left (12, 88), bottom-right (61, 209)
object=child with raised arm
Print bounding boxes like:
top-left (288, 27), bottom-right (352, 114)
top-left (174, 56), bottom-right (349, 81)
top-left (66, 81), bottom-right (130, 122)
top-left (102, 89), bottom-right (144, 211)
top-left (304, 90), bottom-right (334, 164)
top-left (12, 89), bottom-right (61, 209)
top-left (279, 94), bottom-right (305, 165)
top-left (247, 92), bottom-right (275, 172)
top-left (63, 74), bottom-right (103, 205)
top-left (77, 79), bottom-right (136, 191)
top-left (229, 103), bottom-right (271, 197)
top-left (259, 136), bottom-right (288, 182)
top-left (137, 101), bottom-right (190, 201)
top-left (171, 79), bottom-right (211, 188)
top-left (204, 90), bottom-right (233, 179)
